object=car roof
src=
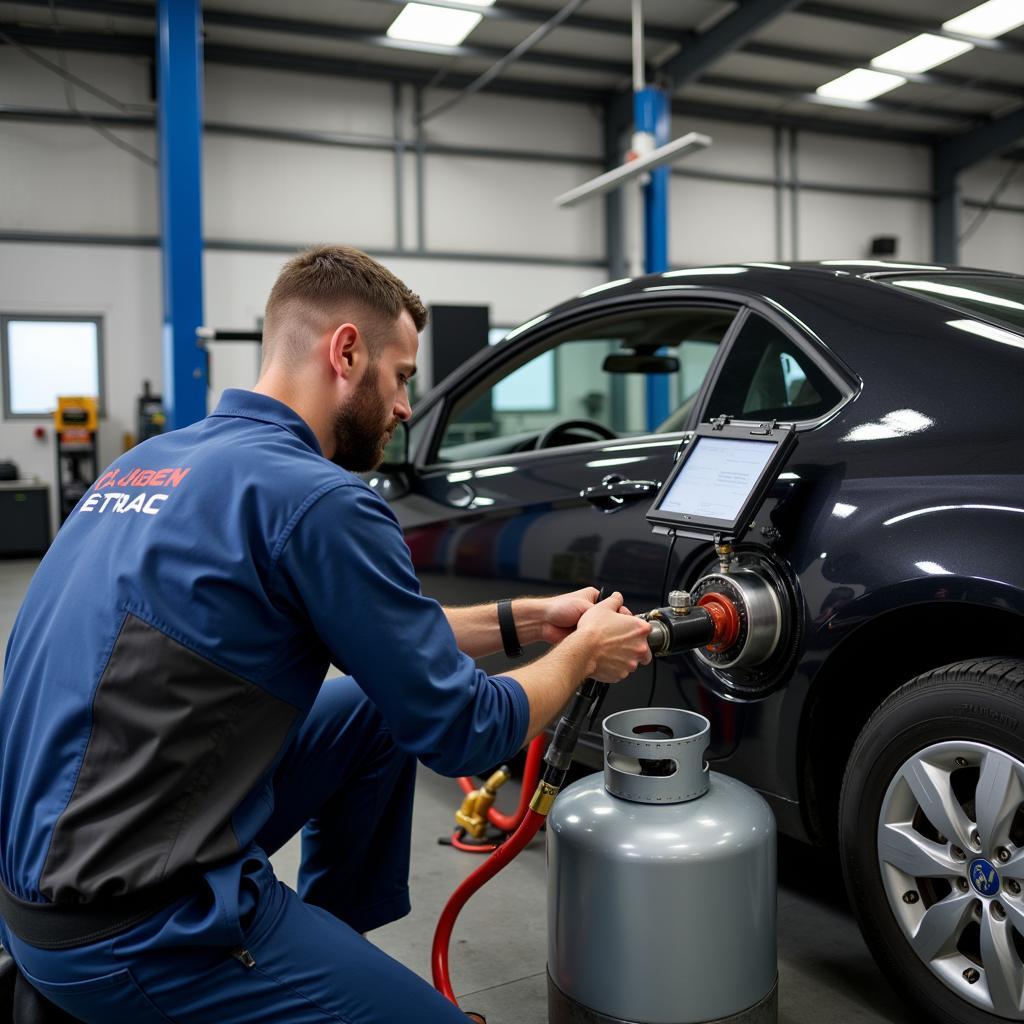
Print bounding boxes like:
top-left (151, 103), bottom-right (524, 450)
top-left (546, 261), bottom-right (1022, 315)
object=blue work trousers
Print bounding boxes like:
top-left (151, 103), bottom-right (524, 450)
top-left (2, 676), bottom-right (473, 1023)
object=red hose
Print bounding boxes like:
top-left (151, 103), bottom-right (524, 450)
top-left (432, 808), bottom-right (546, 1003)
top-left (449, 832), bottom-right (499, 854)
top-left (456, 735), bottom-right (545, 834)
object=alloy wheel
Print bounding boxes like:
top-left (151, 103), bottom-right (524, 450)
top-left (878, 740), bottom-right (1024, 1018)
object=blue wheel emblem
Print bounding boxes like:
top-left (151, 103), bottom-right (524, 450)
top-left (969, 858), bottom-right (1000, 897)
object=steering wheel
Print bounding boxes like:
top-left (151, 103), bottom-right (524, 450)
top-left (535, 418), bottom-right (617, 450)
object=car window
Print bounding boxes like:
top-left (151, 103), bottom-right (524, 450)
top-left (884, 274), bottom-right (1024, 333)
top-left (702, 313), bottom-right (842, 423)
top-left (434, 307), bottom-right (737, 463)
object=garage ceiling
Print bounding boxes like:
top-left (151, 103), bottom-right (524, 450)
top-left (1, 0), bottom-right (1023, 149)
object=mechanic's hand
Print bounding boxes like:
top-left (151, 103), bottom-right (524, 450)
top-left (538, 587), bottom-right (600, 644)
top-left (574, 591), bottom-right (652, 683)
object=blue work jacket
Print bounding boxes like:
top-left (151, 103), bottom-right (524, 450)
top-left (0, 389), bottom-right (528, 909)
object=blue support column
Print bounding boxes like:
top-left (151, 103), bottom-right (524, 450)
top-left (158, 0), bottom-right (207, 429)
top-left (635, 86), bottom-right (670, 431)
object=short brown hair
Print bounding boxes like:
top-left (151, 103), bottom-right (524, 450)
top-left (262, 245), bottom-right (427, 368)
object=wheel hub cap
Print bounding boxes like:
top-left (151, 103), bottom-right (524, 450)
top-left (969, 858), bottom-right (1001, 897)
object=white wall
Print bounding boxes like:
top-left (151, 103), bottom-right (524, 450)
top-left (0, 242), bottom-right (162, 532)
top-left (1, 47), bottom-right (1022, 526)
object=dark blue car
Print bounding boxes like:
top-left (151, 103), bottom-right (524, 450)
top-left (375, 261), bottom-right (1024, 1024)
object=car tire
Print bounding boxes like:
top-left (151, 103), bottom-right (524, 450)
top-left (840, 658), bottom-right (1024, 1024)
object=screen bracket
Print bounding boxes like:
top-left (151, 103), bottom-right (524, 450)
top-left (646, 417), bottom-right (797, 544)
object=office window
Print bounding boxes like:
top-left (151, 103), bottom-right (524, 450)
top-left (2, 316), bottom-right (104, 418)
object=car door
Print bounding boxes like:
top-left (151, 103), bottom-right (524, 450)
top-left (399, 298), bottom-right (746, 761)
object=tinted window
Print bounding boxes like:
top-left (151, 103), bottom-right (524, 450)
top-left (886, 275), bottom-right (1024, 332)
top-left (435, 307), bottom-right (736, 462)
top-left (703, 314), bottom-right (841, 423)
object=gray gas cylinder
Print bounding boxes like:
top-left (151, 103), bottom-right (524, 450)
top-left (547, 708), bottom-right (777, 1024)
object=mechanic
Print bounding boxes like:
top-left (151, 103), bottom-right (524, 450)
top-left (0, 244), bottom-right (652, 1024)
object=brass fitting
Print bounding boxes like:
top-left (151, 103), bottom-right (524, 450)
top-left (716, 540), bottom-right (734, 575)
top-left (454, 767), bottom-right (511, 838)
top-left (529, 781), bottom-right (560, 817)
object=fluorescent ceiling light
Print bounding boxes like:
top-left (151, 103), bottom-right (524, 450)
top-left (944, 0), bottom-right (1024, 39)
top-left (387, 3), bottom-right (483, 46)
top-left (816, 68), bottom-right (906, 102)
top-left (872, 34), bottom-right (973, 73)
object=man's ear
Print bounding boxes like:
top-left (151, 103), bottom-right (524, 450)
top-left (328, 323), bottom-right (362, 380)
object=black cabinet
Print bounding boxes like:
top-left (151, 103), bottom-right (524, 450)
top-left (0, 483), bottom-right (50, 557)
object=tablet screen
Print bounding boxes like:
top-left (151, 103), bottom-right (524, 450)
top-left (654, 436), bottom-right (777, 523)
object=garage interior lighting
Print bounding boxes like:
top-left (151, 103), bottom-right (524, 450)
top-left (579, 278), bottom-right (633, 297)
top-left (947, 318), bottom-right (1024, 350)
top-left (943, 0), bottom-right (1024, 39)
top-left (871, 34), bottom-right (974, 74)
top-left (816, 68), bottom-right (906, 103)
top-left (662, 266), bottom-right (748, 277)
top-left (387, 2), bottom-right (493, 47)
top-left (822, 260), bottom-right (945, 269)
top-left (891, 279), bottom-right (1024, 313)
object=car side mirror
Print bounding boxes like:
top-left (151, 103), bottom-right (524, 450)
top-left (379, 421), bottom-right (411, 470)
top-left (603, 353), bottom-right (681, 374)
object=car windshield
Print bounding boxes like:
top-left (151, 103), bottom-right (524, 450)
top-left (884, 274), bottom-right (1024, 333)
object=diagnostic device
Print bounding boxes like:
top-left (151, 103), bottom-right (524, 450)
top-left (646, 418), bottom-right (797, 542)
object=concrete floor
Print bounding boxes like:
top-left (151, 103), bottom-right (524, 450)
top-left (0, 558), bottom-right (916, 1023)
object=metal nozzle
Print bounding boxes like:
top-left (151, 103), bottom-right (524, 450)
top-left (454, 766), bottom-right (511, 838)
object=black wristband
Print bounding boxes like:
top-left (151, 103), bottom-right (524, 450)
top-left (497, 599), bottom-right (523, 658)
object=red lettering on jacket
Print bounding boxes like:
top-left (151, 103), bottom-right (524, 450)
top-left (135, 470), bottom-right (154, 486)
top-left (168, 468), bottom-right (191, 487)
top-left (150, 469), bottom-right (169, 486)
top-left (117, 468), bottom-right (140, 487)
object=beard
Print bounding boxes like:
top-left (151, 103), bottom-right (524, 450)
top-left (330, 363), bottom-right (397, 472)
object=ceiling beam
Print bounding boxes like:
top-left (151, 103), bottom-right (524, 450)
top-left (742, 41), bottom-right (1024, 101)
top-left (672, 99), bottom-right (937, 145)
top-left (935, 105), bottom-right (1024, 175)
top-left (370, 0), bottom-right (684, 43)
top-left (8, 0), bottom-right (633, 78)
top-left (0, 21), bottom-right (950, 145)
top-left (199, 8), bottom-right (631, 78)
top-left (4, 0), bottom-right (688, 45)
top-left (699, 74), bottom-right (980, 126)
top-left (799, 3), bottom-right (1024, 57)
top-left (655, 0), bottom-right (802, 89)
top-left (0, 24), bottom-right (610, 105)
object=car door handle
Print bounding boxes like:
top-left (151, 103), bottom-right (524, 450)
top-left (581, 476), bottom-right (661, 513)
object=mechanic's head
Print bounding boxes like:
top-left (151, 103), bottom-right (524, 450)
top-left (258, 245), bottom-right (427, 471)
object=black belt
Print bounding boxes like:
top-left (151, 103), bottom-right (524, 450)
top-left (0, 875), bottom-right (198, 950)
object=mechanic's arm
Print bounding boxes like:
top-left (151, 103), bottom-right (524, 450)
top-left (272, 485), bottom-right (650, 775)
top-left (443, 588), bottom-right (599, 659)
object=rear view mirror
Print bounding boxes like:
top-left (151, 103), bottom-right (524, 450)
top-left (603, 354), bottom-right (680, 374)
